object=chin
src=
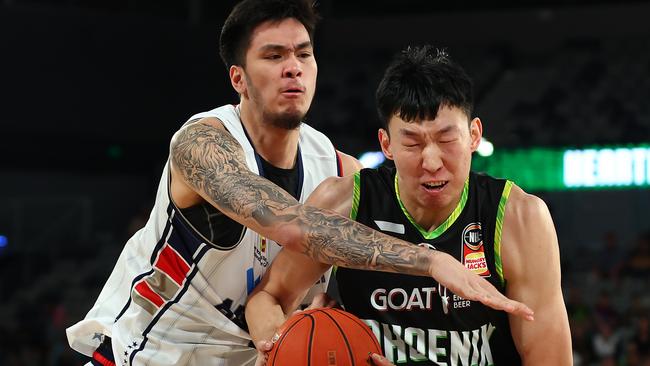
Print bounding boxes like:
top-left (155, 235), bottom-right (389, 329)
top-left (265, 109), bottom-right (305, 130)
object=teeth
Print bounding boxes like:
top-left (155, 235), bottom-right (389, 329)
top-left (423, 181), bottom-right (445, 189)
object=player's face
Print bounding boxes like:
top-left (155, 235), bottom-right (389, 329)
top-left (237, 18), bottom-right (317, 130)
top-left (379, 106), bottom-right (482, 220)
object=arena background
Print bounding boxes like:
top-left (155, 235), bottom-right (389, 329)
top-left (1, 0), bottom-right (649, 364)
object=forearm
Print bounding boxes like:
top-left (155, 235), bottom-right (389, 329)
top-left (292, 204), bottom-right (435, 276)
top-left (521, 337), bottom-right (572, 365)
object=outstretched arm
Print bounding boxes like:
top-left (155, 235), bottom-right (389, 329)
top-left (246, 174), bottom-right (353, 349)
top-left (171, 119), bottom-right (533, 317)
top-left (501, 185), bottom-right (572, 365)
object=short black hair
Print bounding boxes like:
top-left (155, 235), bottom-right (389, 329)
top-left (219, 0), bottom-right (319, 68)
top-left (376, 45), bottom-right (474, 129)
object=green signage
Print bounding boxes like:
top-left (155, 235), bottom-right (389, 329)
top-left (472, 145), bottom-right (650, 191)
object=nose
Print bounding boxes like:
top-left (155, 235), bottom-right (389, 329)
top-left (421, 145), bottom-right (443, 174)
top-left (283, 56), bottom-right (302, 78)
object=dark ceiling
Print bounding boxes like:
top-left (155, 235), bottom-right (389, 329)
top-left (9, 0), bottom-right (650, 23)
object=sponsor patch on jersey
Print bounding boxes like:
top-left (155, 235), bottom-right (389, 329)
top-left (259, 237), bottom-right (267, 253)
top-left (461, 222), bottom-right (491, 277)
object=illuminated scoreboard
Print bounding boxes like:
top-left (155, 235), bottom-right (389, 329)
top-left (471, 145), bottom-right (650, 191)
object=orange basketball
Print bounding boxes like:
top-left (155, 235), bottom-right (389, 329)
top-left (267, 308), bottom-right (382, 366)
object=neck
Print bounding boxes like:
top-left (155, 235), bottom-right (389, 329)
top-left (239, 100), bottom-right (300, 169)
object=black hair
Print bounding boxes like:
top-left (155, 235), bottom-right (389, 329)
top-left (376, 45), bottom-right (474, 129)
top-left (219, 0), bottom-right (319, 68)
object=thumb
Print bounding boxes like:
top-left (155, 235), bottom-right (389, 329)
top-left (255, 339), bottom-right (273, 352)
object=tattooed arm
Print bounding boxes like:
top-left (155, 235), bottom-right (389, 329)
top-left (170, 119), bottom-right (533, 318)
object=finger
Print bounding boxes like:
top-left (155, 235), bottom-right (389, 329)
top-left (474, 283), bottom-right (535, 321)
top-left (255, 340), bottom-right (273, 352)
top-left (306, 292), bottom-right (331, 310)
top-left (454, 279), bottom-right (535, 321)
top-left (369, 352), bottom-right (394, 366)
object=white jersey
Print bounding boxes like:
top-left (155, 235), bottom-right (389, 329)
top-left (66, 105), bottom-right (341, 365)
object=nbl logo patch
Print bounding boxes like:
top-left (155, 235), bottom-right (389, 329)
top-left (461, 222), bottom-right (491, 277)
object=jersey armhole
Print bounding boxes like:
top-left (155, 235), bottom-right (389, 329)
top-left (335, 171), bottom-right (361, 277)
top-left (350, 171), bottom-right (361, 220)
top-left (493, 180), bottom-right (514, 287)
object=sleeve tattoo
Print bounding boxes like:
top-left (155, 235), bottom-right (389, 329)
top-left (171, 122), bottom-right (432, 276)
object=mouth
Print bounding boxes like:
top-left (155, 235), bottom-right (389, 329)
top-left (281, 86), bottom-right (305, 97)
top-left (421, 181), bottom-right (448, 192)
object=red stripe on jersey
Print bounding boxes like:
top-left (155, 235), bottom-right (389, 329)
top-left (134, 281), bottom-right (164, 308)
top-left (154, 244), bottom-right (191, 286)
top-left (336, 151), bottom-right (343, 177)
top-left (92, 350), bottom-right (116, 366)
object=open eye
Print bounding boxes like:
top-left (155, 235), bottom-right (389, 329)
top-left (265, 54), bottom-right (282, 60)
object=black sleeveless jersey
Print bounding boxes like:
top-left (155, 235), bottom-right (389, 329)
top-left (335, 166), bottom-right (520, 365)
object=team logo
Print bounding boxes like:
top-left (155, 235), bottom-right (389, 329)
top-left (461, 222), bottom-right (491, 277)
top-left (462, 223), bottom-right (483, 250)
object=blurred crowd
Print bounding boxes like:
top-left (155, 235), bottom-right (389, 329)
top-left (566, 230), bottom-right (650, 366)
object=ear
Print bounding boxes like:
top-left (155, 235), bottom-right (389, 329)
top-left (378, 128), bottom-right (394, 160)
top-left (229, 65), bottom-right (247, 97)
top-left (469, 117), bottom-right (483, 152)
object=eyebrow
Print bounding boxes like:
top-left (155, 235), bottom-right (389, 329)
top-left (398, 128), bottom-right (420, 137)
top-left (437, 125), bottom-right (460, 134)
top-left (259, 41), bottom-right (312, 53)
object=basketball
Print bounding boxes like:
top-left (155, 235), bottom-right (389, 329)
top-left (267, 308), bottom-right (382, 366)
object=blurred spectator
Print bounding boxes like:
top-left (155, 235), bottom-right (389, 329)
top-left (592, 320), bottom-right (623, 361)
top-left (567, 285), bottom-right (592, 323)
top-left (594, 291), bottom-right (619, 325)
top-left (599, 355), bottom-right (617, 366)
top-left (625, 231), bottom-right (650, 277)
top-left (571, 316), bottom-right (595, 366)
top-left (632, 315), bottom-right (650, 358)
top-left (621, 342), bottom-right (642, 366)
top-left (596, 231), bottom-right (627, 280)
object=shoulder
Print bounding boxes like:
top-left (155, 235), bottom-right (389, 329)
top-left (336, 150), bottom-right (363, 176)
top-left (504, 184), bottom-right (551, 227)
top-left (170, 117), bottom-right (236, 149)
top-left (501, 183), bottom-right (558, 280)
top-left (306, 174), bottom-right (356, 216)
top-left (172, 117), bottom-right (225, 139)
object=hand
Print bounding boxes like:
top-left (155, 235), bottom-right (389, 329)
top-left (254, 339), bottom-right (273, 366)
top-left (369, 353), bottom-right (394, 366)
top-left (428, 250), bottom-right (534, 321)
top-left (291, 292), bottom-right (338, 316)
top-left (305, 292), bottom-right (338, 310)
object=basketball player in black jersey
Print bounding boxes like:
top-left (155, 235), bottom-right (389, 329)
top-left (246, 46), bottom-right (571, 365)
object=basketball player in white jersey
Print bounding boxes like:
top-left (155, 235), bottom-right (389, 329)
top-left (66, 1), bottom-right (533, 365)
